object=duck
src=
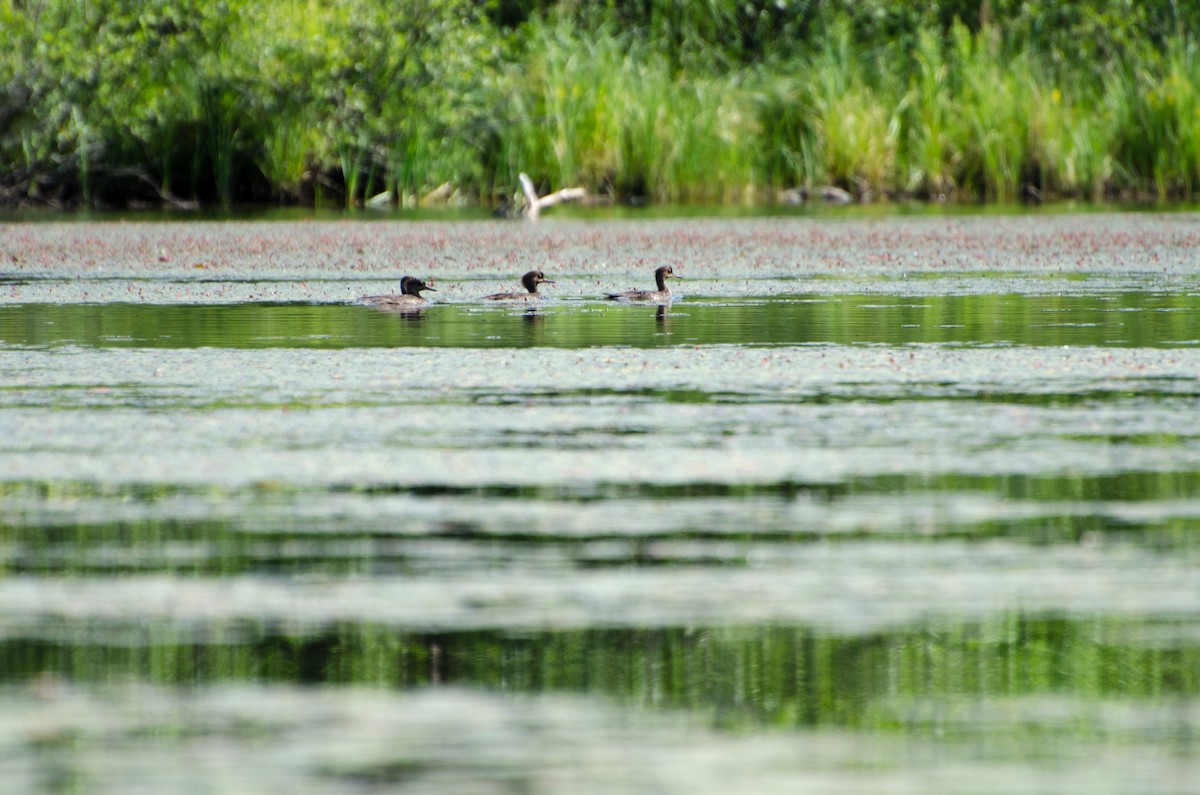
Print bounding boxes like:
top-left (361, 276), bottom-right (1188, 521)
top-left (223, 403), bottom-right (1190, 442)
top-left (359, 276), bottom-right (436, 308)
top-left (482, 270), bottom-right (554, 301)
top-left (604, 265), bottom-right (681, 302)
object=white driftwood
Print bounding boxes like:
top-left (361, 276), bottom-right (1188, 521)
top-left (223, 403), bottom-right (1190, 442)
top-left (420, 181), bottom-right (454, 205)
top-left (365, 190), bottom-right (393, 208)
top-left (519, 172), bottom-right (587, 220)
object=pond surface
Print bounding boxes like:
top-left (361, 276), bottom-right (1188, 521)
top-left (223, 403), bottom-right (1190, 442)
top-left (2, 214), bottom-right (1200, 793)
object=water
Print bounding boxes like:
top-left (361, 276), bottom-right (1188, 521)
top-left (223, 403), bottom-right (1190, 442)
top-left (2, 214), bottom-right (1200, 793)
top-left (5, 290), bottom-right (1200, 348)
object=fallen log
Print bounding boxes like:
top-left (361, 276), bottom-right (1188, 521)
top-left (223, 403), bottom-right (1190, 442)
top-left (519, 172), bottom-right (587, 220)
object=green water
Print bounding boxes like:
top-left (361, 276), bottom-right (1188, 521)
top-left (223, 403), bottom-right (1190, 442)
top-left (3, 291), bottom-right (1200, 349)
top-left (2, 216), bottom-right (1200, 793)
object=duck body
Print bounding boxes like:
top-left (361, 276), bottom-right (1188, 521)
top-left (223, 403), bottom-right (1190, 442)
top-left (360, 275), bottom-right (436, 307)
top-left (605, 265), bottom-right (681, 302)
top-left (482, 270), bottom-right (555, 301)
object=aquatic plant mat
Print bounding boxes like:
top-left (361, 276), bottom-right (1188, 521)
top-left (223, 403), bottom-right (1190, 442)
top-left (2, 213), bottom-right (1199, 793)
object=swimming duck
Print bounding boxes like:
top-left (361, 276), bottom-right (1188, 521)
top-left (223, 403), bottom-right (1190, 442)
top-left (482, 270), bottom-right (555, 301)
top-left (359, 276), bottom-right (436, 308)
top-left (604, 265), bottom-right (681, 302)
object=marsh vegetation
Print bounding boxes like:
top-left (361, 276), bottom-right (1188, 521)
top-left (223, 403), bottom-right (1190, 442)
top-left (5, 0), bottom-right (1200, 209)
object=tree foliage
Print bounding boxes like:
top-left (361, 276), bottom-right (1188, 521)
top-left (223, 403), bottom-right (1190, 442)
top-left (1, 0), bottom-right (1199, 207)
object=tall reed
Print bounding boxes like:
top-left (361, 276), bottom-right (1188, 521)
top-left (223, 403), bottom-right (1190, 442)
top-left (1110, 38), bottom-right (1200, 199)
top-left (955, 29), bottom-right (1033, 202)
top-left (5, 0), bottom-right (1200, 207)
top-left (802, 23), bottom-right (899, 194)
top-left (899, 27), bottom-right (964, 197)
top-left (499, 20), bottom-right (762, 202)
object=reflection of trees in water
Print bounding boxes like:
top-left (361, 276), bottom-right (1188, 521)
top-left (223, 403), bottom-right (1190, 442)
top-left (13, 618), bottom-right (1183, 730)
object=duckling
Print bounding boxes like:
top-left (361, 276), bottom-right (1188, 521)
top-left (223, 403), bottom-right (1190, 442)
top-left (482, 270), bottom-right (554, 301)
top-left (604, 265), bottom-right (681, 302)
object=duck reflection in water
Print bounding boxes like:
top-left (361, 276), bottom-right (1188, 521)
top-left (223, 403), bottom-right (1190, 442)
top-left (518, 308), bottom-right (547, 343)
top-left (374, 304), bottom-right (427, 321)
